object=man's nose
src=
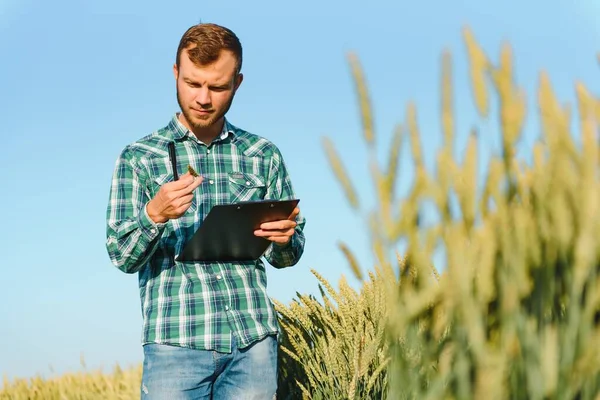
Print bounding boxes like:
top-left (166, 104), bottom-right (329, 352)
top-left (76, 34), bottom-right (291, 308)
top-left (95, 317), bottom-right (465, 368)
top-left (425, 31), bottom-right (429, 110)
top-left (195, 88), bottom-right (211, 107)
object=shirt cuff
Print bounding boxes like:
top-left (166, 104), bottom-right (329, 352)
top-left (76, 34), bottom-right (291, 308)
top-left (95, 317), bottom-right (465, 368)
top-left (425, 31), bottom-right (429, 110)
top-left (268, 232), bottom-right (297, 259)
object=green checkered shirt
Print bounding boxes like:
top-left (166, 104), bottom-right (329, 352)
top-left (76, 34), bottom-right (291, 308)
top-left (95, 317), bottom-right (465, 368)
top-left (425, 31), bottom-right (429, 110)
top-left (105, 114), bottom-right (306, 352)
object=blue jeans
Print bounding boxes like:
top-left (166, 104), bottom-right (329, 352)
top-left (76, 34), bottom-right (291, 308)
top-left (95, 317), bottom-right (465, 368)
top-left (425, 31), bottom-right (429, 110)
top-left (140, 334), bottom-right (278, 399)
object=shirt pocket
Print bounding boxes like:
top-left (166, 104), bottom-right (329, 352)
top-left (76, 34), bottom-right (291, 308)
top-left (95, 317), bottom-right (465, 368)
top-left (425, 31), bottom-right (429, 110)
top-left (228, 171), bottom-right (267, 203)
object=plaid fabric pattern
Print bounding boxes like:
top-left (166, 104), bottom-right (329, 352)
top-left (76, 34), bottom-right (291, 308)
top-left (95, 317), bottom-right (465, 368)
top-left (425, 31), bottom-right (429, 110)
top-left (105, 114), bottom-right (306, 352)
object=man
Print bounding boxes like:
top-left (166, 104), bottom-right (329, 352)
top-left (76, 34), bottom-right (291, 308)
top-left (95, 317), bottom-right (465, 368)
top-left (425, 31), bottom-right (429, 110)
top-left (105, 22), bottom-right (306, 399)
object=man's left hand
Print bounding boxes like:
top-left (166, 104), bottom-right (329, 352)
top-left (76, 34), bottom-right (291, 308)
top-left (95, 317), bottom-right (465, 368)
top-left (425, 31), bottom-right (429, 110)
top-left (254, 207), bottom-right (300, 246)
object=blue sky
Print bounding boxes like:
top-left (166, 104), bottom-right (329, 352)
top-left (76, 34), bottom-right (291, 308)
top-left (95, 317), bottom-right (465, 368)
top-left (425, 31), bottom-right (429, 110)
top-left (1, 0), bottom-right (598, 384)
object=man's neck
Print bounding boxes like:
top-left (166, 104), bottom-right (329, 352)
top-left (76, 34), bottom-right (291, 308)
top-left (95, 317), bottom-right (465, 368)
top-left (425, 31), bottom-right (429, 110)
top-left (178, 113), bottom-right (224, 144)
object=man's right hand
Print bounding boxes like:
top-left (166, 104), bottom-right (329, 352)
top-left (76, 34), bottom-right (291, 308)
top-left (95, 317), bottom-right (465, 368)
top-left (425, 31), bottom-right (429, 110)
top-left (146, 172), bottom-right (203, 223)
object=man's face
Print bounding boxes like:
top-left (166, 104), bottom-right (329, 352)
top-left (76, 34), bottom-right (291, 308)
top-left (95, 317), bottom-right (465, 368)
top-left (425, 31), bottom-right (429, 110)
top-left (173, 48), bottom-right (243, 132)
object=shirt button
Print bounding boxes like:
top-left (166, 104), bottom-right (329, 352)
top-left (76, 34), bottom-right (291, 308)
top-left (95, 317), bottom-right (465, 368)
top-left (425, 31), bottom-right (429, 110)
top-left (207, 149), bottom-right (211, 154)
top-left (150, 228), bottom-right (156, 234)
top-left (225, 306), bottom-right (229, 311)
top-left (209, 180), bottom-right (214, 184)
top-left (246, 181), bottom-right (251, 186)
top-left (216, 275), bottom-right (222, 280)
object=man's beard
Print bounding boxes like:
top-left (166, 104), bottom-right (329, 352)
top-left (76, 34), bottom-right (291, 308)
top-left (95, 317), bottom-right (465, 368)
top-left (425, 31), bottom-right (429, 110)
top-left (176, 88), bottom-right (234, 132)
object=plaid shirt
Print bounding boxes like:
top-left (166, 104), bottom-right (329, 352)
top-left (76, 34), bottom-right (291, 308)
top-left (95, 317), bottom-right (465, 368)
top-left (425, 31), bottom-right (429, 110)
top-left (105, 114), bottom-right (306, 352)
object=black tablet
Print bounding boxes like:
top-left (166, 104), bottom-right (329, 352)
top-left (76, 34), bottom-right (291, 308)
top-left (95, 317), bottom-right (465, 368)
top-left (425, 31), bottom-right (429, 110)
top-left (175, 199), bottom-right (300, 262)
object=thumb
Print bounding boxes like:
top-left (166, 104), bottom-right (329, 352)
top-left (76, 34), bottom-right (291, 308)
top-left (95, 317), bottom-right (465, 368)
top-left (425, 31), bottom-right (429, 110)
top-left (288, 207), bottom-right (300, 220)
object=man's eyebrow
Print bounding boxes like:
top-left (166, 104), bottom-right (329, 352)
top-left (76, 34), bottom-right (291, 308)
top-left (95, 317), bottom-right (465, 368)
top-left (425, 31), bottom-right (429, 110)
top-left (183, 77), bottom-right (201, 84)
top-left (182, 78), bottom-right (230, 88)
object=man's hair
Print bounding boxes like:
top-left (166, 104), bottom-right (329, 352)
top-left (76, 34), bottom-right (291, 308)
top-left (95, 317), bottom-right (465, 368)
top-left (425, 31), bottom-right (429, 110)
top-left (175, 23), bottom-right (243, 74)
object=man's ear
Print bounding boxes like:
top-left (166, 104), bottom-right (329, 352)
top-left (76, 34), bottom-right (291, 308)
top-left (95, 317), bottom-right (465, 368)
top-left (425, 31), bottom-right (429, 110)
top-left (173, 63), bottom-right (179, 80)
top-left (234, 73), bottom-right (244, 91)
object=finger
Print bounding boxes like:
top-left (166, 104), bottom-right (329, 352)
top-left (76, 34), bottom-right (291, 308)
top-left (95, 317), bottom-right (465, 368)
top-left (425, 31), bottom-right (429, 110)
top-left (168, 172), bottom-right (196, 189)
top-left (191, 175), bottom-right (204, 189)
top-left (177, 194), bottom-right (194, 207)
top-left (253, 231), bottom-right (288, 242)
top-left (172, 174), bottom-right (204, 197)
top-left (174, 198), bottom-right (194, 215)
top-left (254, 228), bottom-right (295, 237)
top-left (159, 183), bottom-right (191, 204)
top-left (266, 236), bottom-right (291, 244)
top-left (260, 220), bottom-right (297, 231)
top-left (166, 192), bottom-right (193, 210)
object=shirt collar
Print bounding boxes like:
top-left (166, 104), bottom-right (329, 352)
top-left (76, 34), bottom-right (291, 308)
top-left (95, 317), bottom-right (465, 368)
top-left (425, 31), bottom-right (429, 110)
top-left (168, 113), bottom-right (235, 143)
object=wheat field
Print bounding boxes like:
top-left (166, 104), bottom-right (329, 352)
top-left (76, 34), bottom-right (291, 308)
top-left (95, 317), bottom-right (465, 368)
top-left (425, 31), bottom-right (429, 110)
top-left (1, 363), bottom-right (142, 400)
top-left (2, 27), bottom-right (600, 399)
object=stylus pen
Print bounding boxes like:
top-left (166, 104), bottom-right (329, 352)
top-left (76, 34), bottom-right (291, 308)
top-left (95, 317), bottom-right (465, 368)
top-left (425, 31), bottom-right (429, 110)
top-left (168, 141), bottom-right (179, 181)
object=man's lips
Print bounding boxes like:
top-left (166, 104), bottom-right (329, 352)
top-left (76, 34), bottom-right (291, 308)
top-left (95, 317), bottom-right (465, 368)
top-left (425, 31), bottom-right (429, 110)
top-left (191, 108), bottom-right (213, 114)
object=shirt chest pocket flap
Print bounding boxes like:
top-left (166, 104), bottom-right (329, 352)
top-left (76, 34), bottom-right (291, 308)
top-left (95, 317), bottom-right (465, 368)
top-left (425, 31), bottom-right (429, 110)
top-left (228, 172), bottom-right (266, 203)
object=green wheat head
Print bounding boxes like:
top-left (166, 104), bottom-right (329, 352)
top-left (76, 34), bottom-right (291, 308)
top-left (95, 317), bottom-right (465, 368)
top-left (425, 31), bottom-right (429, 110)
top-left (319, 26), bottom-right (600, 399)
top-left (2, 26), bottom-right (599, 400)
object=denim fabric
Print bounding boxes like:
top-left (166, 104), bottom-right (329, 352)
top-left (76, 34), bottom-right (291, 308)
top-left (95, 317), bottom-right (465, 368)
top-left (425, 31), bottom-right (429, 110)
top-left (140, 334), bottom-right (278, 399)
